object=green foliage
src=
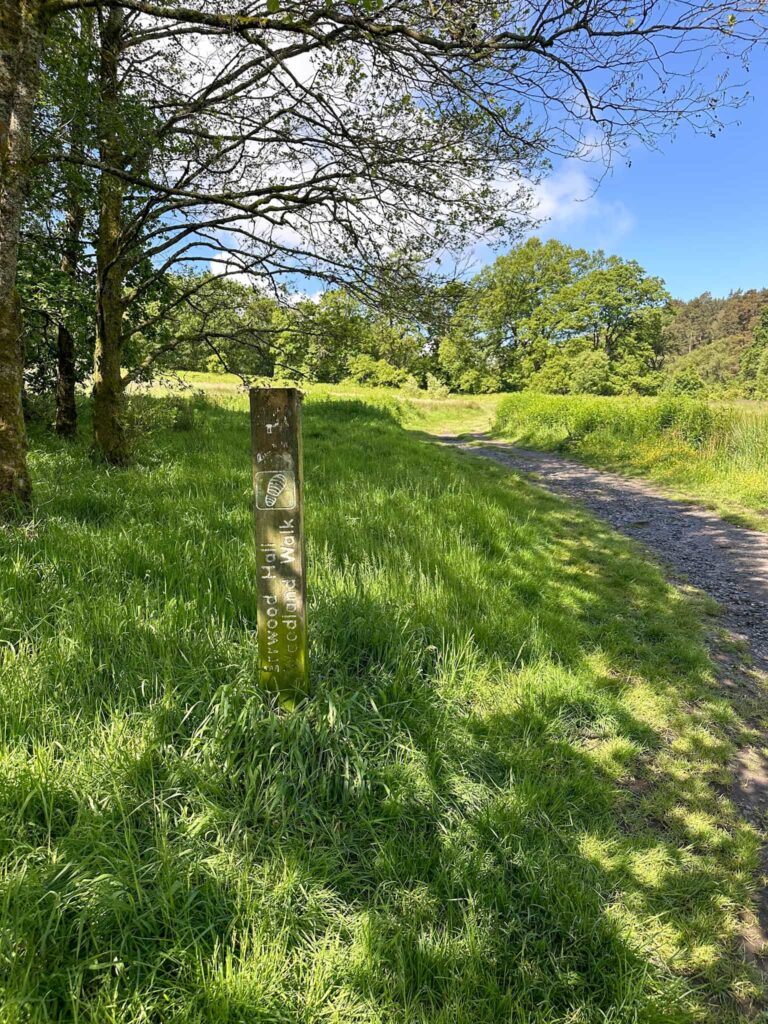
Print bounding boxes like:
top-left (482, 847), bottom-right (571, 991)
top-left (345, 353), bottom-right (416, 388)
top-left (438, 328), bottom-right (508, 394)
top-left (123, 392), bottom-right (210, 456)
top-left (439, 240), bottom-right (669, 395)
top-left (665, 334), bottom-right (750, 395)
top-left (205, 353), bottom-right (228, 375)
top-left (431, 248), bottom-right (767, 400)
top-left (609, 349), bottom-right (664, 396)
top-left (17, 13), bottom-right (97, 396)
top-left (155, 275), bottom-right (278, 379)
top-left (495, 393), bottom-right (768, 524)
top-left (17, 238), bottom-right (93, 394)
top-left (661, 291), bottom-right (768, 398)
top-left (0, 390), bottom-right (760, 1019)
top-left (425, 372), bottom-right (450, 397)
top-left (663, 290), bottom-right (768, 359)
top-left (526, 351), bottom-right (570, 394)
top-left (237, 290), bottom-right (427, 386)
top-left (740, 307), bottom-right (768, 398)
top-left (528, 344), bottom-right (611, 395)
top-left (523, 259), bottom-right (668, 359)
top-left (106, 260), bottom-right (768, 402)
top-left (279, 291), bottom-right (369, 383)
top-left (439, 238), bottom-right (589, 392)
top-left (569, 348), bottom-right (612, 394)
top-left (662, 366), bottom-right (708, 397)
top-left (757, 347), bottom-right (768, 399)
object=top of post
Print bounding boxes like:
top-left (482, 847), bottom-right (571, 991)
top-left (249, 386), bottom-right (304, 398)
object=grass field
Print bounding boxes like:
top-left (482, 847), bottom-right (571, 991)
top-left (494, 393), bottom-right (768, 529)
top-left (159, 371), bottom-right (501, 436)
top-left (0, 386), bottom-right (764, 1021)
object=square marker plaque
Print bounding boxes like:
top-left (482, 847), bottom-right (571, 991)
top-left (255, 470), bottom-right (297, 510)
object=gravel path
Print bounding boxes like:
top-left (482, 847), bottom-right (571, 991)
top-left (446, 437), bottom-right (768, 672)
top-left (444, 436), bottom-right (768, 969)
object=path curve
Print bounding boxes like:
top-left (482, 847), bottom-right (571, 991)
top-left (443, 436), bottom-right (768, 969)
top-left (445, 437), bottom-right (768, 672)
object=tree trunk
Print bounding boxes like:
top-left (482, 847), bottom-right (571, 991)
top-left (54, 61), bottom-right (87, 438)
top-left (54, 192), bottom-right (85, 438)
top-left (92, 6), bottom-right (127, 464)
top-left (54, 323), bottom-right (77, 436)
top-left (0, 0), bottom-right (43, 506)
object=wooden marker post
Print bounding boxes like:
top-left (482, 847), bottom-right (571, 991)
top-left (250, 388), bottom-right (308, 704)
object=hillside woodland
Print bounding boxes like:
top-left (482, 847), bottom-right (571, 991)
top-left (21, 236), bottom-right (767, 401)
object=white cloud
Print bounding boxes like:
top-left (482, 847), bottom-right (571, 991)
top-left (531, 161), bottom-right (635, 248)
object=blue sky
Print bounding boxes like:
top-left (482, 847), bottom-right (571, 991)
top-left (516, 47), bottom-right (768, 301)
top-left (204, 40), bottom-right (767, 305)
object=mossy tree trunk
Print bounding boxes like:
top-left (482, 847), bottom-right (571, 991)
top-left (0, 0), bottom-right (43, 505)
top-left (54, 67), bottom-right (88, 439)
top-left (54, 324), bottom-right (77, 438)
top-left (92, 6), bottom-right (128, 464)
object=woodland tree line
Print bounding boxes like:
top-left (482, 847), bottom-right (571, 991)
top-left (21, 232), bottom-right (768, 403)
top-left (3, 0), bottom-right (768, 506)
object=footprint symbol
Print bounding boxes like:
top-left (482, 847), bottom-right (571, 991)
top-left (265, 473), bottom-right (288, 508)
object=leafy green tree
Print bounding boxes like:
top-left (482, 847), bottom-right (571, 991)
top-left (16, 11), bottom-right (96, 434)
top-left (363, 318), bottom-right (423, 377)
top-left (144, 275), bottom-right (280, 379)
top-left (662, 367), bottom-right (708, 397)
top-left (757, 350), bottom-right (768, 399)
top-left (527, 352), bottom-right (570, 394)
top-left (570, 349), bottom-right (612, 395)
top-left (662, 293), bottom-right (724, 356)
top-left (712, 289), bottom-right (768, 339)
top-left (741, 308), bottom-right (768, 398)
top-left (274, 289), bottom-right (426, 384)
top-left (420, 279), bottom-right (469, 372)
top-left (279, 292), bottom-right (369, 384)
top-left (662, 290), bottom-right (768, 395)
top-left (345, 354), bottom-right (415, 389)
top-left (441, 243), bottom-right (669, 395)
top-left (440, 239), bottom-right (592, 392)
top-left (523, 258), bottom-right (669, 364)
top-left (662, 337), bottom-right (745, 397)
top-left (528, 344), bottom-right (612, 396)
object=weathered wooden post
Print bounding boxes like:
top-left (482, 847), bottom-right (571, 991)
top-left (250, 387), bottom-right (309, 705)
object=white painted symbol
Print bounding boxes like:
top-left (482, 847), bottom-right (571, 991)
top-left (265, 473), bottom-right (288, 507)
top-left (256, 470), bottom-right (296, 510)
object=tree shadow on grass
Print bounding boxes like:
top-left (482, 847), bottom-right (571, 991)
top-left (0, 398), bottom-right (761, 1021)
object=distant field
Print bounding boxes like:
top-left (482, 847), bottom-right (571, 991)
top-left (494, 393), bottom-right (768, 529)
top-left (162, 378), bottom-right (768, 526)
top-left (155, 371), bottom-right (502, 435)
top-left (0, 385), bottom-right (762, 1020)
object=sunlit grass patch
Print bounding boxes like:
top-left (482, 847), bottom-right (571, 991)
top-left (494, 393), bottom-right (768, 529)
top-left (0, 388), bottom-right (762, 1021)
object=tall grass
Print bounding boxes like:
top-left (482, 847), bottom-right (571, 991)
top-left (161, 372), bottom-right (502, 436)
top-left (0, 390), bottom-right (762, 1021)
top-left (494, 393), bottom-right (768, 526)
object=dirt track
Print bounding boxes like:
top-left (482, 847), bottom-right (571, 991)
top-left (447, 437), bottom-right (768, 672)
top-left (444, 436), bottom-right (768, 965)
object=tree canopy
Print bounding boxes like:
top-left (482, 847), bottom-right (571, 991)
top-left (438, 241), bottom-right (669, 394)
top-left (3, 0), bottom-right (768, 500)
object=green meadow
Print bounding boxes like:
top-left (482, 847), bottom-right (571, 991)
top-left (494, 393), bottom-right (768, 529)
top-left (0, 388), bottom-right (764, 1022)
